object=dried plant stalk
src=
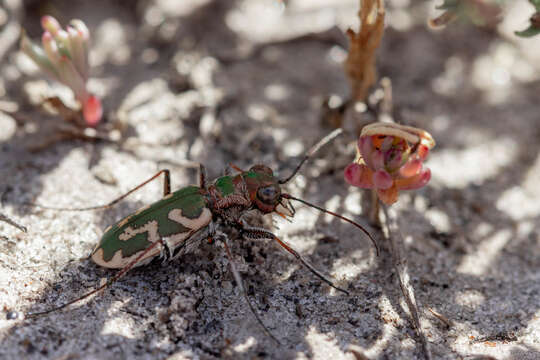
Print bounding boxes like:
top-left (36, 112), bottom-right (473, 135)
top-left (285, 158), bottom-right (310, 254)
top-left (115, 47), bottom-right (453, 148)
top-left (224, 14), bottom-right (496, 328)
top-left (381, 204), bottom-right (433, 360)
top-left (344, 0), bottom-right (385, 102)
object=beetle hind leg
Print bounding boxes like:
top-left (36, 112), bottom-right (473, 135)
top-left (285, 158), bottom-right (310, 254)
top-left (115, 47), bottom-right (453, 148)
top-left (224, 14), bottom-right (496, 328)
top-left (24, 238), bottom-right (166, 319)
top-left (26, 169), bottom-right (172, 212)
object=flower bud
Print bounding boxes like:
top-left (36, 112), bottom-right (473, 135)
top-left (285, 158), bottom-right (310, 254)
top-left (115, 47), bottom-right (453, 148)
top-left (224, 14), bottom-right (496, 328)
top-left (345, 122), bottom-right (435, 204)
top-left (21, 16), bottom-right (102, 127)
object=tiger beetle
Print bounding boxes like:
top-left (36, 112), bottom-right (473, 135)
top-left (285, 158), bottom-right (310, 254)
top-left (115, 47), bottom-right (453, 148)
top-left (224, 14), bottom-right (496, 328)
top-left (20, 129), bottom-right (378, 344)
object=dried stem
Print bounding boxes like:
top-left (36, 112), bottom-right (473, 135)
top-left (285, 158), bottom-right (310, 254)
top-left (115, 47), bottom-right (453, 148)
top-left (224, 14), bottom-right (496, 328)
top-left (369, 189), bottom-right (380, 226)
top-left (379, 77), bottom-right (393, 119)
top-left (344, 0), bottom-right (385, 102)
top-left (380, 203), bottom-right (432, 360)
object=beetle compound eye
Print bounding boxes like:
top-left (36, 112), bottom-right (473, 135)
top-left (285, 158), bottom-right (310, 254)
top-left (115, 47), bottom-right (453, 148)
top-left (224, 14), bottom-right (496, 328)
top-left (257, 185), bottom-right (279, 205)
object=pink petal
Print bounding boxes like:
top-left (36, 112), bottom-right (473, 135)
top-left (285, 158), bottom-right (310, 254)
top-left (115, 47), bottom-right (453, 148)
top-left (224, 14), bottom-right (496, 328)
top-left (380, 136), bottom-right (393, 152)
top-left (70, 19), bottom-right (90, 42)
top-left (396, 168), bottom-right (431, 190)
top-left (377, 185), bottom-right (399, 205)
top-left (41, 16), bottom-right (61, 35)
top-left (399, 158), bottom-right (422, 178)
top-left (344, 163), bottom-right (374, 189)
top-left (371, 150), bottom-right (385, 170)
top-left (83, 95), bottom-right (102, 127)
top-left (385, 148), bottom-right (404, 172)
top-left (416, 145), bottom-right (430, 160)
top-left (358, 136), bottom-right (374, 168)
top-left (372, 170), bottom-right (393, 190)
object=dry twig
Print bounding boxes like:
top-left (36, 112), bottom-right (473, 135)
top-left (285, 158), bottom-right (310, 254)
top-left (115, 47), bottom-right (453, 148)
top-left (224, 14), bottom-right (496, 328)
top-left (427, 306), bottom-right (453, 329)
top-left (345, 0), bottom-right (385, 102)
top-left (381, 204), bottom-right (432, 360)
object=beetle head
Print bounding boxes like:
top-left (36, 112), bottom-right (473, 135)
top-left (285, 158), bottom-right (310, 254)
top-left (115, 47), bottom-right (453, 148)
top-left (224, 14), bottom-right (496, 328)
top-left (245, 165), bottom-right (294, 217)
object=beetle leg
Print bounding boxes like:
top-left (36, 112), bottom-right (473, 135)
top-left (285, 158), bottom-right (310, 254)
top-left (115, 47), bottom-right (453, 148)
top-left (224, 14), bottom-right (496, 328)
top-left (26, 169), bottom-right (171, 211)
top-left (217, 231), bottom-right (280, 344)
top-left (161, 238), bottom-right (173, 263)
top-left (168, 225), bottom-right (213, 261)
top-left (228, 163), bottom-right (244, 173)
top-left (240, 225), bottom-right (349, 295)
top-left (25, 238), bottom-right (167, 318)
top-left (0, 213), bottom-right (26, 232)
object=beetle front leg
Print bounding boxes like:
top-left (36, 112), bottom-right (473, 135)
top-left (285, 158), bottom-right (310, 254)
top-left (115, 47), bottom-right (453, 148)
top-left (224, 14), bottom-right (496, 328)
top-left (216, 230), bottom-right (280, 344)
top-left (240, 225), bottom-right (349, 295)
top-left (228, 163), bottom-right (244, 173)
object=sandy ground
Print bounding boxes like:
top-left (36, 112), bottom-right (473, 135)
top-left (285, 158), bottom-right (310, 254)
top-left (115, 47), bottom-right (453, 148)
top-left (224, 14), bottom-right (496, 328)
top-left (0, 0), bottom-right (539, 359)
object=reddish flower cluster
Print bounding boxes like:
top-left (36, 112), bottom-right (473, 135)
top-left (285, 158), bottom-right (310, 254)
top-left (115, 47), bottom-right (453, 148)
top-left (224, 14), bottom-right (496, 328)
top-left (344, 122), bottom-right (435, 204)
top-left (20, 16), bottom-right (102, 127)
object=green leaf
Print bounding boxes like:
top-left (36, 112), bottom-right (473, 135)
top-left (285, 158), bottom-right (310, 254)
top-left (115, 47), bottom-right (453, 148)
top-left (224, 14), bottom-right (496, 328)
top-left (515, 25), bottom-right (540, 37)
top-left (436, 0), bottom-right (459, 10)
top-left (530, 0), bottom-right (540, 11)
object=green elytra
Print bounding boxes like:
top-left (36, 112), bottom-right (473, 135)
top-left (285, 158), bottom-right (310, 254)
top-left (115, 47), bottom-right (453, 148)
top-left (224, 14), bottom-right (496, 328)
top-left (95, 186), bottom-right (204, 265)
top-left (93, 168), bottom-right (276, 268)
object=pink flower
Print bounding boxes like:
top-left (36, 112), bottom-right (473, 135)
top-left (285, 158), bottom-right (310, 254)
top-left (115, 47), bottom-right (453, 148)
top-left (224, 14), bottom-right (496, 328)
top-left (344, 122), bottom-right (435, 205)
top-left (20, 16), bottom-right (102, 127)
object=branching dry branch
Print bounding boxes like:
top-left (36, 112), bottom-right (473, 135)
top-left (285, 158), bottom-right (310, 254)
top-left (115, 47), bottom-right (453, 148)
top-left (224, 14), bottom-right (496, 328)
top-left (345, 0), bottom-right (385, 102)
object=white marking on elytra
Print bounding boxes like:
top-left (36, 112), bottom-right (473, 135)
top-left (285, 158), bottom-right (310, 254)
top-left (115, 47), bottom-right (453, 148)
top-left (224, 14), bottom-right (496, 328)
top-left (168, 208), bottom-right (212, 229)
top-left (92, 247), bottom-right (160, 269)
top-left (118, 220), bottom-right (160, 243)
top-left (166, 208), bottom-right (212, 250)
top-left (93, 208), bottom-right (212, 269)
top-left (92, 220), bottom-right (162, 268)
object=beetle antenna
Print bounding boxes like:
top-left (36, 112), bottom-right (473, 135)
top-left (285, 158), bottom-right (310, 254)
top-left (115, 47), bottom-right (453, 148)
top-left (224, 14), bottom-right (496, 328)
top-left (279, 128), bottom-right (343, 184)
top-left (281, 194), bottom-right (379, 256)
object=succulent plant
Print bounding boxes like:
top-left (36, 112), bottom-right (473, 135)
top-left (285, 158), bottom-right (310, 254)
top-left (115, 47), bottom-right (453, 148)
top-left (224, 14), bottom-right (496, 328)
top-left (20, 16), bottom-right (102, 127)
top-left (344, 122), bottom-right (435, 205)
